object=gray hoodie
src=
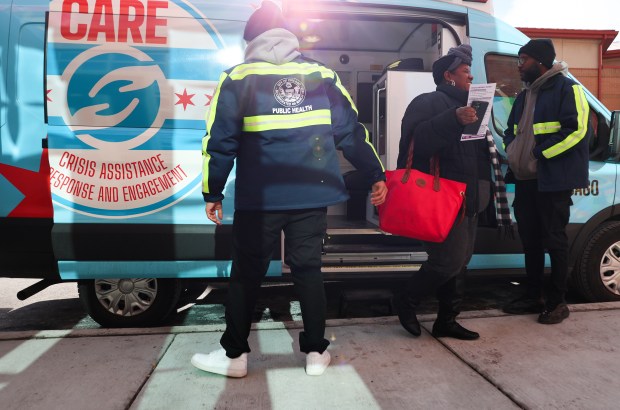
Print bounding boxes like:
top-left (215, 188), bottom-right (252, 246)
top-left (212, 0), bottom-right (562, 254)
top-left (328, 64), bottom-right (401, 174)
top-left (244, 28), bottom-right (301, 64)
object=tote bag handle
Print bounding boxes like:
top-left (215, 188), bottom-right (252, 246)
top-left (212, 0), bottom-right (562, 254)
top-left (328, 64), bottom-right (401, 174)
top-left (402, 137), bottom-right (466, 221)
top-left (402, 138), bottom-right (441, 192)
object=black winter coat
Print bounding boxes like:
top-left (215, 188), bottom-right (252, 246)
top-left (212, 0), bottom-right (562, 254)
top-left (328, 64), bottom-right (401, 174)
top-left (397, 84), bottom-right (491, 217)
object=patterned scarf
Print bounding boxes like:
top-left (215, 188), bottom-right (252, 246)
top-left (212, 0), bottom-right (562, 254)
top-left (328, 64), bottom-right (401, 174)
top-left (486, 131), bottom-right (514, 238)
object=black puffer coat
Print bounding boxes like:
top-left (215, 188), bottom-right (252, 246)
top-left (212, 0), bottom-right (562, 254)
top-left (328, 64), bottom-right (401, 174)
top-left (397, 84), bottom-right (490, 216)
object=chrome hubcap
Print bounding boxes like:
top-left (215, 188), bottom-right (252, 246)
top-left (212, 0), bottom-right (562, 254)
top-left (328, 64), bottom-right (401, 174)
top-left (94, 279), bottom-right (158, 316)
top-left (600, 242), bottom-right (620, 296)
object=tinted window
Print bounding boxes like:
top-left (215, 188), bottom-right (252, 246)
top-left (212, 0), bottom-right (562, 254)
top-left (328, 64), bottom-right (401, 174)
top-left (484, 54), bottom-right (523, 142)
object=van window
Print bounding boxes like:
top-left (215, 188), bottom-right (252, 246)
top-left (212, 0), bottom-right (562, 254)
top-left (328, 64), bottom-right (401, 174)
top-left (484, 54), bottom-right (522, 143)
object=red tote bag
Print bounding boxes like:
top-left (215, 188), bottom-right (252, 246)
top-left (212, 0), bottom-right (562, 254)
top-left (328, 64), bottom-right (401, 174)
top-left (378, 140), bottom-right (466, 243)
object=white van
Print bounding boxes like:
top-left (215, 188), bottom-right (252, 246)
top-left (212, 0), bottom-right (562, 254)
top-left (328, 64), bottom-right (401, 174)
top-left (1, 0), bottom-right (619, 326)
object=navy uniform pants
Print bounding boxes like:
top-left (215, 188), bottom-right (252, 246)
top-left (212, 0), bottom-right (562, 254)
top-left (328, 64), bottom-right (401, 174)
top-left (220, 208), bottom-right (330, 358)
top-left (513, 179), bottom-right (572, 309)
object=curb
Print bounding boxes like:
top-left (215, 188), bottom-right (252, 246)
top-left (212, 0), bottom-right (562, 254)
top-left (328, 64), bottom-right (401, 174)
top-left (1, 301), bottom-right (619, 341)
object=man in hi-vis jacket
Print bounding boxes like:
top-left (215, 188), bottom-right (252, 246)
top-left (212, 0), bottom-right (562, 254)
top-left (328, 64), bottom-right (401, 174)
top-left (191, 1), bottom-right (387, 378)
top-left (502, 39), bottom-right (590, 324)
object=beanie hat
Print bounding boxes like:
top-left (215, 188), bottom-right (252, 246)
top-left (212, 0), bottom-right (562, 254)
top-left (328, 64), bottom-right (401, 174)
top-left (243, 1), bottom-right (287, 42)
top-left (432, 44), bottom-right (473, 85)
top-left (519, 39), bottom-right (556, 69)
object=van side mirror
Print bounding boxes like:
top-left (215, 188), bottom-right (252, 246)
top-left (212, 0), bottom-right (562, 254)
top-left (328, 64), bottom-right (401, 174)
top-left (611, 111), bottom-right (620, 160)
top-left (589, 110), bottom-right (611, 161)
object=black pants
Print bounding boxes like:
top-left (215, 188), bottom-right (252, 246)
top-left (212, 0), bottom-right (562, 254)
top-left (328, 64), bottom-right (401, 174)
top-left (220, 208), bottom-right (330, 358)
top-left (404, 213), bottom-right (479, 321)
top-left (513, 179), bottom-right (572, 308)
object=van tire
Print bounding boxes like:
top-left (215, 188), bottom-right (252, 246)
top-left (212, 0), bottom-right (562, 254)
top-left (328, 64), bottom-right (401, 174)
top-left (575, 221), bottom-right (620, 302)
top-left (78, 278), bottom-right (181, 327)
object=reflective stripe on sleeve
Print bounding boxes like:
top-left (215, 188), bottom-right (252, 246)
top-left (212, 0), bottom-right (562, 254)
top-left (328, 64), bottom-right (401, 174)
top-left (201, 135), bottom-right (210, 194)
top-left (205, 72), bottom-right (228, 135)
top-left (362, 124), bottom-right (384, 171)
top-left (330, 73), bottom-right (381, 169)
top-left (533, 121), bottom-right (561, 135)
top-left (333, 72), bottom-right (359, 114)
top-left (541, 85), bottom-right (589, 159)
top-left (202, 72), bottom-right (228, 194)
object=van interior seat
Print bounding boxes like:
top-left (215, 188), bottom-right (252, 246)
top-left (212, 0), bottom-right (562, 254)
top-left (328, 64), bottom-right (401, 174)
top-left (384, 58), bottom-right (425, 72)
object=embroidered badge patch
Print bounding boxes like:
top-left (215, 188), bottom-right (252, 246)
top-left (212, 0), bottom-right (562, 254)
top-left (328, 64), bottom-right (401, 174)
top-left (274, 78), bottom-right (306, 107)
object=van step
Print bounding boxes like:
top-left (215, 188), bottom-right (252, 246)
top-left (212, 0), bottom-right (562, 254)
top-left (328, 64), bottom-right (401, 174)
top-left (322, 251), bottom-right (427, 264)
top-left (320, 263), bottom-right (422, 273)
top-left (323, 244), bottom-right (416, 253)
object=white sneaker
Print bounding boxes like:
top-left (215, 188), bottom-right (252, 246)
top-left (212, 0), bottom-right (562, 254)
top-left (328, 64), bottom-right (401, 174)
top-left (305, 351), bottom-right (331, 376)
top-left (191, 348), bottom-right (248, 378)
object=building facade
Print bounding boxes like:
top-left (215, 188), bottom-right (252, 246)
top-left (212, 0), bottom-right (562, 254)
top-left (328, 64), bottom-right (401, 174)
top-left (518, 28), bottom-right (620, 110)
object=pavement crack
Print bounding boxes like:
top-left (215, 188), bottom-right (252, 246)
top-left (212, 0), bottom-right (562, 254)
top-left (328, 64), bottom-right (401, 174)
top-left (432, 334), bottom-right (528, 410)
top-left (125, 333), bottom-right (178, 410)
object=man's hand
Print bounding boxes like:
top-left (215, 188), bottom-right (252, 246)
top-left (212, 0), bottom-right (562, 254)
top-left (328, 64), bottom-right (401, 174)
top-left (370, 180), bottom-right (387, 206)
top-left (205, 201), bottom-right (223, 225)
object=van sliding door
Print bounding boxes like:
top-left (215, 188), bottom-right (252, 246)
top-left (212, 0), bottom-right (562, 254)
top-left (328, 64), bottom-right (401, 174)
top-left (0, 1), bottom-right (58, 278)
top-left (44, 0), bottom-right (249, 278)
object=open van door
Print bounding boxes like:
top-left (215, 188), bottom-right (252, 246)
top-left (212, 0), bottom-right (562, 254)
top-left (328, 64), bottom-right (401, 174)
top-left (281, 1), bottom-right (471, 275)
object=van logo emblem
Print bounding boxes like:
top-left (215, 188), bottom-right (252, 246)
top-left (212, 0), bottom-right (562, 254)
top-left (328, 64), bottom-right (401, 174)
top-left (62, 46), bottom-right (167, 151)
top-left (46, 0), bottom-right (224, 220)
top-left (274, 78), bottom-right (306, 107)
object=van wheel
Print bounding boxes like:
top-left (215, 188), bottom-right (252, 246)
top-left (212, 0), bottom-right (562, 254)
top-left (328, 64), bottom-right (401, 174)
top-left (78, 278), bottom-right (181, 327)
top-left (575, 221), bottom-right (620, 302)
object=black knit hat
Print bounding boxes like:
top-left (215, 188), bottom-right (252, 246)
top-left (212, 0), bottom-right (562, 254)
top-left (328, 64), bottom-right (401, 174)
top-left (519, 39), bottom-right (556, 69)
top-left (243, 1), bottom-right (287, 42)
top-left (431, 44), bottom-right (473, 85)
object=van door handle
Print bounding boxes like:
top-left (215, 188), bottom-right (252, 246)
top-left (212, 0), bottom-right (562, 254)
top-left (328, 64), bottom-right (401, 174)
top-left (374, 86), bottom-right (385, 151)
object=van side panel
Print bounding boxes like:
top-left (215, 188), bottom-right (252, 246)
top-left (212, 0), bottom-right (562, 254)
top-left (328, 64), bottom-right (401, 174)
top-left (0, 0), bottom-right (10, 128)
top-left (2, 0), bottom-right (617, 284)
top-left (467, 9), bottom-right (529, 46)
top-left (0, 0), bottom-right (58, 278)
top-left (43, 0), bottom-right (257, 278)
top-left (45, 0), bottom-right (236, 224)
top-left (1, 1), bottom-right (51, 218)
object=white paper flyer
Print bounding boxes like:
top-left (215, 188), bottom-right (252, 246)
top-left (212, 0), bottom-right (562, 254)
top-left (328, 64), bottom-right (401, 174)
top-left (461, 83), bottom-right (496, 141)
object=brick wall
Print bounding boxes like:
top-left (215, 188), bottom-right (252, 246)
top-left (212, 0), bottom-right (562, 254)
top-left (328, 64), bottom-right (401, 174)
top-left (602, 67), bottom-right (620, 110)
top-left (570, 68), bottom-right (599, 98)
top-left (570, 68), bottom-right (620, 110)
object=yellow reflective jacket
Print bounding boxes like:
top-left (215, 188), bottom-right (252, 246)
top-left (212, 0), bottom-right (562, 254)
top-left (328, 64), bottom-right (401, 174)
top-left (202, 55), bottom-right (385, 210)
top-left (504, 74), bottom-right (590, 191)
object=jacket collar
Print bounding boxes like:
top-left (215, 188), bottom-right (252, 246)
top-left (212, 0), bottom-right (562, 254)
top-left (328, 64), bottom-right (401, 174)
top-left (436, 83), bottom-right (469, 105)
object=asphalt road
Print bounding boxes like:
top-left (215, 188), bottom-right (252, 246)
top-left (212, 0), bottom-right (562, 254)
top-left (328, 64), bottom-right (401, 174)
top-left (0, 275), bottom-right (587, 332)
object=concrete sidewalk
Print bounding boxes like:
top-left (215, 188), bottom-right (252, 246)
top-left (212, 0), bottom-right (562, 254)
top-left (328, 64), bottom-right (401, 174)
top-left (0, 302), bottom-right (619, 410)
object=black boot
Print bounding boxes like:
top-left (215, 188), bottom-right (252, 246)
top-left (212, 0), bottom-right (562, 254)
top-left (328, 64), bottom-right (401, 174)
top-left (396, 268), bottom-right (437, 337)
top-left (431, 319), bottom-right (479, 340)
top-left (396, 294), bottom-right (421, 336)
